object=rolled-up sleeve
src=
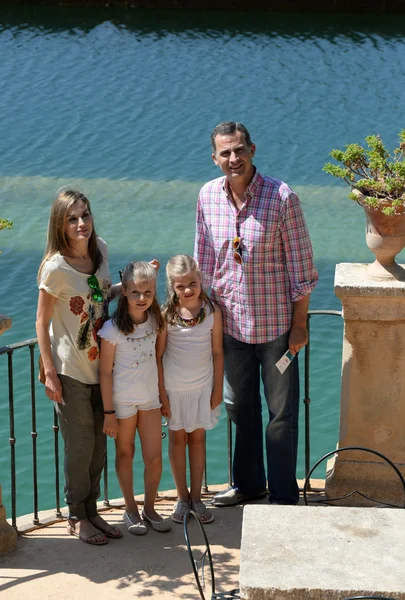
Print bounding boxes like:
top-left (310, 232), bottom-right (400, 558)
top-left (194, 193), bottom-right (216, 289)
top-left (280, 190), bottom-right (318, 302)
top-left (39, 261), bottom-right (64, 298)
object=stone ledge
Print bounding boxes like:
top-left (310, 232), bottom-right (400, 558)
top-left (335, 263), bottom-right (405, 297)
top-left (240, 505), bottom-right (405, 599)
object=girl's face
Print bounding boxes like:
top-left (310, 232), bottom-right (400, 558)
top-left (172, 270), bottom-right (202, 303)
top-left (123, 279), bottom-right (155, 313)
top-left (64, 200), bottom-right (93, 246)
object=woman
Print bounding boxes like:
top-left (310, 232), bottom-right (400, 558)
top-left (36, 188), bottom-right (122, 545)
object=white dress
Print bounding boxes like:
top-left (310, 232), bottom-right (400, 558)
top-left (98, 315), bottom-right (159, 407)
top-left (163, 305), bottom-right (220, 432)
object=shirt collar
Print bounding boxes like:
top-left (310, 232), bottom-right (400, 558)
top-left (222, 166), bottom-right (262, 200)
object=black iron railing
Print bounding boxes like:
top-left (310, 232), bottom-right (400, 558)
top-left (1, 309), bottom-right (342, 531)
top-left (1, 338), bottom-right (63, 529)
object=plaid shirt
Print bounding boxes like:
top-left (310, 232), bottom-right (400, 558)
top-left (194, 169), bottom-right (318, 344)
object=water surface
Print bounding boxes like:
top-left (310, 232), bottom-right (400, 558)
top-left (1, 8), bottom-right (404, 516)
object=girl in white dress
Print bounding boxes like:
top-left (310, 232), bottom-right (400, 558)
top-left (99, 261), bottom-right (171, 535)
top-left (157, 255), bottom-right (224, 524)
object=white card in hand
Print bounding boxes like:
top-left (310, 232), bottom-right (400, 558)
top-left (275, 350), bottom-right (295, 374)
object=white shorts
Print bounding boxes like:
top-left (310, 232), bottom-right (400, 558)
top-left (115, 398), bottom-right (161, 420)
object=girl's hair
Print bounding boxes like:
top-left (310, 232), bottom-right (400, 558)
top-left (37, 188), bottom-right (102, 282)
top-left (113, 261), bottom-right (163, 335)
top-left (163, 254), bottom-right (214, 325)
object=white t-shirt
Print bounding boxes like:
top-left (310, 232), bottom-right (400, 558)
top-left (38, 237), bottom-right (111, 385)
top-left (98, 314), bottom-right (159, 406)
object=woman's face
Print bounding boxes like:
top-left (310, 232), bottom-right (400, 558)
top-left (64, 200), bottom-right (93, 246)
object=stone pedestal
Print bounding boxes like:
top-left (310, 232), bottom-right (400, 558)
top-left (0, 314), bottom-right (17, 555)
top-left (0, 486), bottom-right (17, 555)
top-left (329, 263), bottom-right (405, 505)
top-left (240, 505), bottom-right (405, 599)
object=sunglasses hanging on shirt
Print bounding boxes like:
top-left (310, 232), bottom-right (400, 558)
top-left (87, 274), bottom-right (103, 303)
top-left (233, 236), bottom-right (243, 265)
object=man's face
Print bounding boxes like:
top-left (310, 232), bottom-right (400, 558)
top-left (212, 130), bottom-right (256, 182)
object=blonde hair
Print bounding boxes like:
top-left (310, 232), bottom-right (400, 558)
top-left (163, 254), bottom-right (214, 325)
top-left (37, 188), bottom-right (101, 282)
top-left (113, 261), bottom-right (163, 335)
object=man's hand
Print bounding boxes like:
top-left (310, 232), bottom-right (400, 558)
top-left (288, 324), bottom-right (308, 356)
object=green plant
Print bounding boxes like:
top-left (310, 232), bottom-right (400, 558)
top-left (0, 218), bottom-right (12, 231)
top-left (0, 218), bottom-right (12, 254)
top-left (323, 131), bottom-right (405, 216)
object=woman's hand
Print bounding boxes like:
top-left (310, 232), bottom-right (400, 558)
top-left (210, 390), bottom-right (223, 410)
top-left (45, 372), bottom-right (63, 403)
top-left (149, 259), bottom-right (160, 272)
top-left (160, 393), bottom-right (171, 419)
top-left (103, 414), bottom-right (119, 439)
top-left (36, 289), bottom-right (62, 402)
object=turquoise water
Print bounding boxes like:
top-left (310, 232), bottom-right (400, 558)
top-left (1, 8), bottom-right (405, 518)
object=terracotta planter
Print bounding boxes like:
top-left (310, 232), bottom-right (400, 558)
top-left (364, 205), bottom-right (405, 280)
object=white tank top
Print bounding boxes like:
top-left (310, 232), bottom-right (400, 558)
top-left (163, 305), bottom-right (214, 391)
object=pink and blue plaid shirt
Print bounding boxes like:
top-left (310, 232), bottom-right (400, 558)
top-left (194, 169), bottom-right (318, 344)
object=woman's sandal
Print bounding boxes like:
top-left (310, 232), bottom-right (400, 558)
top-left (191, 501), bottom-right (215, 524)
top-left (171, 500), bottom-right (190, 524)
top-left (67, 519), bottom-right (108, 545)
top-left (88, 515), bottom-right (123, 539)
top-left (142, 510), bottom-right (172, 532)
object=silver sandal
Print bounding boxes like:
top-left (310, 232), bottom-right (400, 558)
top-left (191, 501), bottom-right (214, 524)
top-left (171, 500), bottom-right (190, 524)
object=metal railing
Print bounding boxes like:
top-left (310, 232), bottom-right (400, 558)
top-left (1, 338), bottom-right (63, 528)
top-left (1, 309), bottom-right (342, 531)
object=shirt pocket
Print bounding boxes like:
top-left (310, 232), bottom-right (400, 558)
top-left (242, 217), bottom-right (280, 269)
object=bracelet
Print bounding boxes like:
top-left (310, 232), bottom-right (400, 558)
top-left (104, 410), bottom-right (116, 415)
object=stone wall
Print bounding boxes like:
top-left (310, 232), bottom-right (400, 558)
top-left (2, 0), bottom-right (405, 12)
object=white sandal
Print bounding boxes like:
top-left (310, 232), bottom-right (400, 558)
top-left (142, 510), bottom-right (172, 532)
top-left (124, 511), bottom-right (148, 535)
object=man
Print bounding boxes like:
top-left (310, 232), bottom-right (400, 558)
top-left (194, 122), bottom-right (318, 506)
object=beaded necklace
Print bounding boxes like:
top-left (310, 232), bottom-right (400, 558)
top-left (174, 305), bottom-right (206, 328)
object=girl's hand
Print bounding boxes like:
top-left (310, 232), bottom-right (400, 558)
top-left (149, 259), bottom-right (160, 272)
top-left (160, 394), bottom-right (171, 419)
top-left (103, 414), bottom-right (119, 439)
top-left (210, 391), bottom-right (223, 410)
top-left (45, 372), bottom-right (63, 403)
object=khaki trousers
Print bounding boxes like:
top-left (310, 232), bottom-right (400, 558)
top-left (55, 375), bottom-right (106, 521)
